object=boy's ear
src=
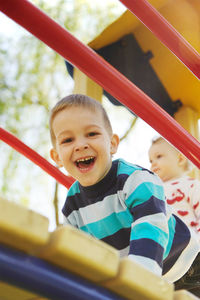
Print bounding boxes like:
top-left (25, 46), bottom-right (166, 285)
top-left (110, 134), bottom-right (120, 155)
top-left (50, 148), bottom-right (63, 168)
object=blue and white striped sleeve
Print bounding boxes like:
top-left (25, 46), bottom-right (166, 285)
top-left (124, 169), bottom-right (169, 276)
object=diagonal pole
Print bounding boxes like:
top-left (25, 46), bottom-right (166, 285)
top-left (119, 0), bottom-right (200, 80)
top-left (0, 128), bottom-right (75, 188)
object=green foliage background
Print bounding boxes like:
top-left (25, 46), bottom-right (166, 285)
top-left (0, 0), bottom-right (126, 229)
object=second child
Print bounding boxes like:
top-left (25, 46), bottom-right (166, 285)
top-left (149, 136), bottom-right (200, 239)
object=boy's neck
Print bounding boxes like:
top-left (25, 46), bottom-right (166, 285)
top-left (78, 160), bottom-right (118, 197)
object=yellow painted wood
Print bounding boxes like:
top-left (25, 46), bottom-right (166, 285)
top-left (174, 289), bottom-right (200, 299)
top-left (88, 0), bottom-right (168, 50)
top-left (0, 281), bottom-right (48, 300)
top-left (133, 0), bottom-right (200, 116)
top-left (102, 257), bottom-right (174, 300)
top-left (39, 225), bottom-right (120, 282)
top-left (174, 106), bottom-right (200, 179)
top-left (174, 106), bottom-right (199, 140)
top-left (73, 68), bottom-right (103, 102)
top-left (0, 198), bottom-right (49, 254)
top-left (190, 0), bottom-right (200, 14)
top-left (88, 0), bottom-right (200, 117)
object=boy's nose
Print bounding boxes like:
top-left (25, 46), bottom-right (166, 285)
top-left (74, 142), bottom-right (89, 152)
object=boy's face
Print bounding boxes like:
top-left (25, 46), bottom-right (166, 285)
top-left (50, 106), bottom-right (119, 186)
top-left (148, 140), bottom-right (183, 182)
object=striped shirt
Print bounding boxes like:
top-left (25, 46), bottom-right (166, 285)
top-left (62, 159), bottom-right (200, 282)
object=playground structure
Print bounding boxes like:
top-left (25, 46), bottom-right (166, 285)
top-left (0, 0), bottom-right (200, 299)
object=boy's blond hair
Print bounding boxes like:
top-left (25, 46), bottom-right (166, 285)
top-left (151, 136), bottom-right (191, 172)
top-left (49, 94), bottom-right (113, 148)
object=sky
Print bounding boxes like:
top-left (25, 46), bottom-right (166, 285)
top-left (0, 3), bottom-right (158, 230)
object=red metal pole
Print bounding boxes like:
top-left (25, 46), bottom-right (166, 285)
top-left (0, 128), bottom-right (75, 188)
top-left (0, 0), bottom-right (200, 170)
top-left (120, 0), bottom-right (200, 80)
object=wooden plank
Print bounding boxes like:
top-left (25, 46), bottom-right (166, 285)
top-left (0, 198), bottom-right (49, 254)
top-left (39, 225), bottom-right (120, 282)
top-left (174, 290), bottom-right (200, 300)
top-left (102, 257), bottom-right (174, 300)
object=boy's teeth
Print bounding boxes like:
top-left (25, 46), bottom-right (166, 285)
top-left (77, 157), bottom-right (93, 162)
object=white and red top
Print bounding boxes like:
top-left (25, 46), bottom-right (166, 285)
top-left (164, 176), bottom-right (200, 240)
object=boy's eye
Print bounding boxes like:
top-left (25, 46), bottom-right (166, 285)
top-left (62, 138), bottom-right (72, 144)
top-left (157, 154), bottom-right (162, 159)
top-left (88, 132), bottom-right (99, 137)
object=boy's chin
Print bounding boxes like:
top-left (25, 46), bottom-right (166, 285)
top-left (78, 175), bottom-right (101, 187)
top-left (79, 180), bottom-right (98, 187)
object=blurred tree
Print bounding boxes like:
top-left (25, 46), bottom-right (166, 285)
top-left (0, 0), bottom-right (132, 228)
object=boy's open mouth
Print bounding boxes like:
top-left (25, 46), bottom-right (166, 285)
top-left (75, 157), bottom-right (95, 169)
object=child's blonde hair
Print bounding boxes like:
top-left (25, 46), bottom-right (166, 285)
top-left (49, 94), bottom-right (113, 148)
